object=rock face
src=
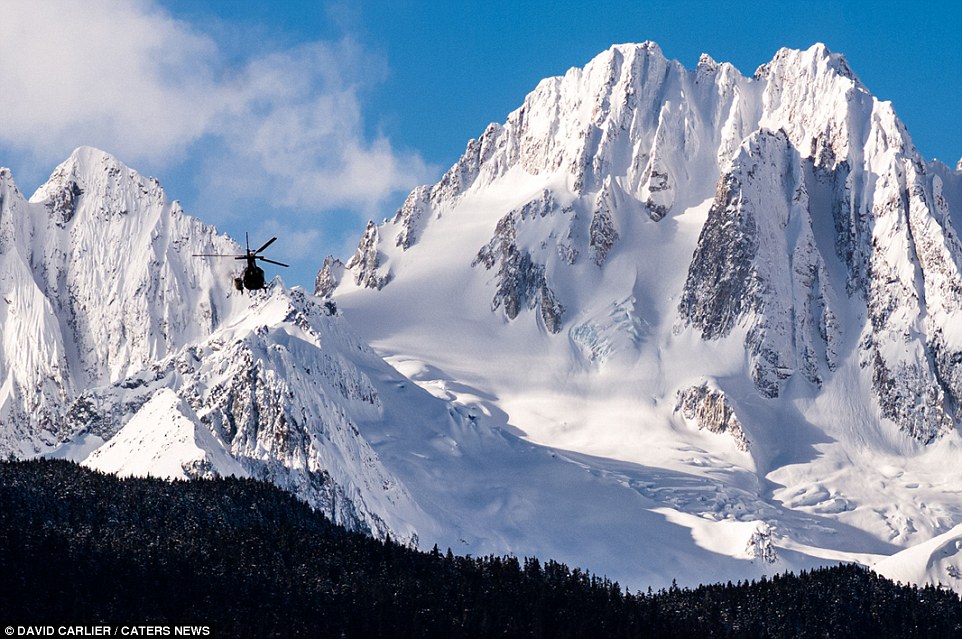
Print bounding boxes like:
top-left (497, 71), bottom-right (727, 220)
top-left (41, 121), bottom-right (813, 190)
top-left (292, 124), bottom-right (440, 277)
top-left (678, 130), bottom-right (840, 398)
top-left (852, 158), bottom-right (962, 442)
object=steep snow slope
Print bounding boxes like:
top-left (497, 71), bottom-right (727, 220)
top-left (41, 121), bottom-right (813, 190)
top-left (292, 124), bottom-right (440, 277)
top-left (874, 523), bottom-right (962, 588)
top-left (328, 42), bottom-right (962, 586)
top-left (82, 388), bottom-right (247, 480)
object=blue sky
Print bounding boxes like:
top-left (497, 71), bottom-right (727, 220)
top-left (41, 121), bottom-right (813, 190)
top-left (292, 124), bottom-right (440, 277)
top-left (1, 1), bottom-right (960, 289)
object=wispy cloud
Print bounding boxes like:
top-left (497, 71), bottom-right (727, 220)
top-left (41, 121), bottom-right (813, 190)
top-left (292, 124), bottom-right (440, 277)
top-left (0, 0), bottom-right (432, 217)
top-left (197, 39), bottom-right (432, 219)
top-left (248, 217), bottom-right (323, 264)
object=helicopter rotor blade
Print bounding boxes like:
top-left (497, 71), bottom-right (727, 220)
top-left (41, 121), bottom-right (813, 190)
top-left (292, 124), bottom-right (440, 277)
top-left (195, 234), bottom-right (286, 267)
top-left (253, 236), bottom-right (277, 255)
top-left (193, 253), bottom-right (244, 258)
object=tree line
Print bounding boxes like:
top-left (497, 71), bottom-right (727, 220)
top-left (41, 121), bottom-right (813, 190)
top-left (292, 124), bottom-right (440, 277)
top-left (2, 459), bottom-right (960, 637)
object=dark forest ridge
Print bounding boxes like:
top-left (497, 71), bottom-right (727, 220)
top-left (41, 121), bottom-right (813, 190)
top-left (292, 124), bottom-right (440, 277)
top-left (2, 459), bottom-right (961, 637)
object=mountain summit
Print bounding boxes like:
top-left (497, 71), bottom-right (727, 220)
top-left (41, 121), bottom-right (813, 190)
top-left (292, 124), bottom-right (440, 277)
top-left (0, 147), bottom-right (240, 448)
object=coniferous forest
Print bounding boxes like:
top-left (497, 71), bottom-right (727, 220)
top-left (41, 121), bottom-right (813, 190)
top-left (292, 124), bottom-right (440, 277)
top-left (2, 459), bottom-right (962, 638)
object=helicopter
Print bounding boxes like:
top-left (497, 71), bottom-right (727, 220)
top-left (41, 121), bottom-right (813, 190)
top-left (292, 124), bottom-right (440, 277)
top-left (194, 233), bottom-right (289, 291)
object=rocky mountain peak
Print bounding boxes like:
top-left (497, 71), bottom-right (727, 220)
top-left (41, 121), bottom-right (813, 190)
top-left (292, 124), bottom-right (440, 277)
top-left (755, 43), bottom-right (858, 84)
top-left (332, 40), bottom-right (962, 450)
top-left (32, 146), bottom-right (166, 218)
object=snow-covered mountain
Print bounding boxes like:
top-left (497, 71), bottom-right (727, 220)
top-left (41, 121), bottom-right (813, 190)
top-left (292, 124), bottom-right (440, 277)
top-left (325, 42), bottom-right (962, 588)
top-left (6, 41), bottom-right (962, 592)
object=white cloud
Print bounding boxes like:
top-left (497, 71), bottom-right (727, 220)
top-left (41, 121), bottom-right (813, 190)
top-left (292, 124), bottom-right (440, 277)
top-left (0, 0), bottom-right (218, 163)
top-left (0, 0), bottom-right (432, 215)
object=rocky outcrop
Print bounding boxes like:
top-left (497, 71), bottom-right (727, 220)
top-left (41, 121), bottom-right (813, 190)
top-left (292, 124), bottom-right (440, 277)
top-left (346, 221), bottom-right (391, 290)
top-left (675, 383), bottom-right (750, 452)
top-left (314, 256), bottom-right (344, 298)
top-left (589, 178), bottom-right (620, 265)
top-left (392, 185), bottom-right (433, 250)
top-left (639, 154), bottom-right (673, 221)
top-left (473, 192), bottom-right (566, 333)
top-left (745, 523), bottom-right (778, 564)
